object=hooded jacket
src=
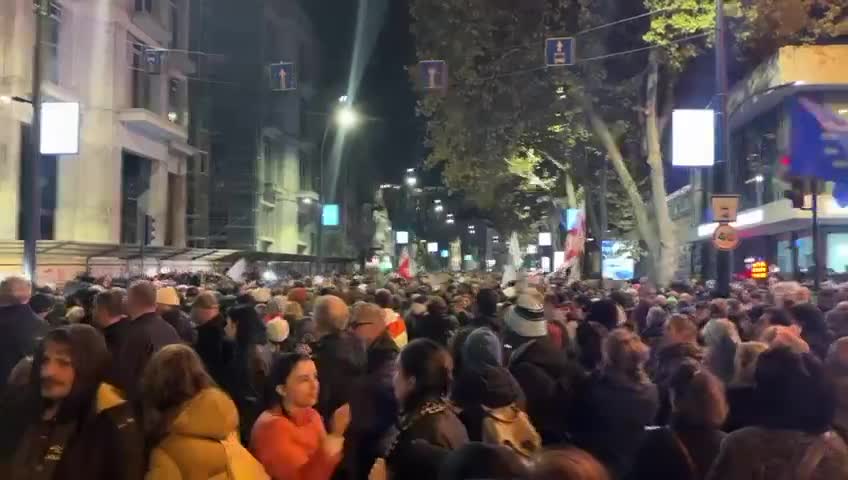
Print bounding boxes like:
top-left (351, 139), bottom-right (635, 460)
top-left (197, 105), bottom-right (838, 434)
top-left (506, 335), bottom-right (585, 445)
top-left (145, 387), bottom-right (265, 480)
top-left (10, 383), bottom-right (145, 480)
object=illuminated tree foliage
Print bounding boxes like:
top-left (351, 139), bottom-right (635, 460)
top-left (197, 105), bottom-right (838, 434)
top-left (410, 0), bottom-right (845, 284)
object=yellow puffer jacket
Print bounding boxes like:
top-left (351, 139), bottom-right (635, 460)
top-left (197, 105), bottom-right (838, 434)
top-left (145, 388), bottom-right (268, 480)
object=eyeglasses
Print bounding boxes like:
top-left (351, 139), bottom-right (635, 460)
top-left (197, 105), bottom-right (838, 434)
top-left (350, 321), bottom-right (375, 329)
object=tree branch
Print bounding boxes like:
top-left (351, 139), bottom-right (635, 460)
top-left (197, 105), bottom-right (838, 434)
top-left (577, 91), bottom-right (660, 257)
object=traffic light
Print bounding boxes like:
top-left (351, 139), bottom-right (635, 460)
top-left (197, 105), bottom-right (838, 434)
top-left (143, 214), bottom-right (156, 245)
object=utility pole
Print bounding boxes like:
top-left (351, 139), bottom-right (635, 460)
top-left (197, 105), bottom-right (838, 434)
top-left (714, 0), bottom-right (733, 296)
top-left (23, 0), bottom-right (49, 282)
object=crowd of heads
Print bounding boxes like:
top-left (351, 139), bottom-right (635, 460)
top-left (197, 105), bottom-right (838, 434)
top-left (3, 270), bottom-right (848, 479)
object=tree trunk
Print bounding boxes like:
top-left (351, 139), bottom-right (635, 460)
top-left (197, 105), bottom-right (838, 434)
top-left (645, 52), bottom-right (678, 286)
top-left (580, 96), bottom-right (662, 266)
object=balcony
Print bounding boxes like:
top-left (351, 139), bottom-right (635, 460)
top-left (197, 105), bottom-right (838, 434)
top-left (132, 9), bottom-right (170, 46)
top-left (120, 108), bottom-right (188, 142)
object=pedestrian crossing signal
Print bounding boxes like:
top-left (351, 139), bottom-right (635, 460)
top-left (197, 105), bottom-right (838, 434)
top-left (269, 62), bottom-right (296, 91)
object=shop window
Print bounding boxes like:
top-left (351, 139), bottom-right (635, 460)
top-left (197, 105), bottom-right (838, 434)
top-left (828, 233), bottom-right (848, 274)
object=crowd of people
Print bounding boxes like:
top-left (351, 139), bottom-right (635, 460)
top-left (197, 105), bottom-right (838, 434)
top-left (1, 270), bottom-right (848, 480)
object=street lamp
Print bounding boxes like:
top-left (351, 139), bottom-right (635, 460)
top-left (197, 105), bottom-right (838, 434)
top-left (434, 204), bottom-right (444, 213)
top-left (317, 98), bottom-right (360, 269)
top-left (335, 105), bottom-right (359, 129)
top-left (405, 175), bottom-right (417, 187)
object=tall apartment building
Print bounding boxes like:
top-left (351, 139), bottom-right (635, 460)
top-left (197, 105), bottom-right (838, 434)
top-left (0, 0), bottom-right (194, 252)
top-left (191, 0), bottom-right (321, 254)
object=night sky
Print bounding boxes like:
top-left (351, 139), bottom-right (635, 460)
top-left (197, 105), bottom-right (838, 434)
top-left (301, 0), bottom-right (423, 186)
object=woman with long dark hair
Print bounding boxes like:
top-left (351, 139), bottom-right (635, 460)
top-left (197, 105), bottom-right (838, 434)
top-left (372, 339), bottom-right (468, 480)
top-left (250, 353), bottom-right (350, 480)
top-left (224, 305), bottom-right (273, 441)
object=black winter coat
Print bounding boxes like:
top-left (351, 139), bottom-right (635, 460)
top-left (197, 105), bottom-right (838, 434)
top-left (629, 423), bottom-right (725, 480)
top-left (382, 400), bottom-right (469, 480)
top-left (113, 312), bottom-right (180, 398)
top-left (161, 308), bottom-right (197, 344)
top-left (723, 384), bottom-right (760, 432)
top-left (414, 313), bottom-right (459, 347)
top-left (506, 335), bottom-right (585, 445)
top-left (0, 304), bottom-right (47, 391)
top-left (571, 371), bottom-right (659, 479)
top-left (344, 332), bottom-right (400, 480)
top-left (312, 331), bottom-right (367, 422)
top-left (194, 315), bottom-right (235, 387)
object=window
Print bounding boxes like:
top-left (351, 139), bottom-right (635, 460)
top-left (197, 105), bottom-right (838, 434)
top-left (45, 1), bottom-right (62, 84)
top-left (168, 77), bottom-right (186, 125)
top-left (130, 36), bottom-right (152, 110)
top-left (135, 0), bottom-right (154, 13)
top-left (121, 152), bottom-right (152, 244)
top-left (169, 0), bottom-right (180, 48)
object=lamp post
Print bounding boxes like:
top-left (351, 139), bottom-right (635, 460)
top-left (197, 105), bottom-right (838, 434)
top-left (316, 99), bottom-right (359, 270)
top-left (22, 0), bottom-right (49, 282)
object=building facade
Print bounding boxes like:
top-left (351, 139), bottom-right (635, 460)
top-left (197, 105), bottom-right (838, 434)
top-left (0, 0), bottom-right (194, 253)
top-left (682, 45), bottom-right (848, 280)
top-left (191, 0), bottom-right (320, 255)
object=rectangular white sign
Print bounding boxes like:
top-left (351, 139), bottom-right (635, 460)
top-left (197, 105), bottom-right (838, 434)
top-left (41, 102), bottom-right (80, 155)
top-left (672, 109), bottom-right (714, 167)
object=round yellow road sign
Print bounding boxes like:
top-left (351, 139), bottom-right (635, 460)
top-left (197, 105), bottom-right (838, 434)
top-left (712, 224), bottom-right (740, 251)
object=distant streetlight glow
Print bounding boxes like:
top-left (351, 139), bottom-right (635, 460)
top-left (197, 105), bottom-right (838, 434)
top-left (446, 218), bottom-right (455, 225)
top-left (338, 95), bottom-right (348, 103)
top-left (302, 197), bottom-right (312, 205)
top-left (405, 175), bottom-right (418, 187)
top-left (435, 204), bottom-right (444, 213)
top-left (335, 106), bottom-right (359, 129)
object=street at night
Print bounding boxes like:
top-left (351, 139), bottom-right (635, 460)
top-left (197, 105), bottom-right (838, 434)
top-left (1, 0), bottom-right (848, 479)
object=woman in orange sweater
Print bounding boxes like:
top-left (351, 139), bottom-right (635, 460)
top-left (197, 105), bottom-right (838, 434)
top-left (250, 352), bottom-right (350, 480)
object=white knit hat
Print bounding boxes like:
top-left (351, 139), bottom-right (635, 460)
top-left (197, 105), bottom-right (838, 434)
top-left (267, 318), bottom-right (290, 343)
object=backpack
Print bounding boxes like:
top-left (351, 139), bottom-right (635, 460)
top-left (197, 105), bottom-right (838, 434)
top-left (481, 403), bottom-right (542, 459)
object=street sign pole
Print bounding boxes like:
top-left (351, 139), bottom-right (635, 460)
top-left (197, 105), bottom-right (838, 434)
top-left (812, 179), bottom-right (821, 291)
top-left (715, 0), bottom-right (732, 296)
top-left (23, 0), bottom-right (49, 282)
